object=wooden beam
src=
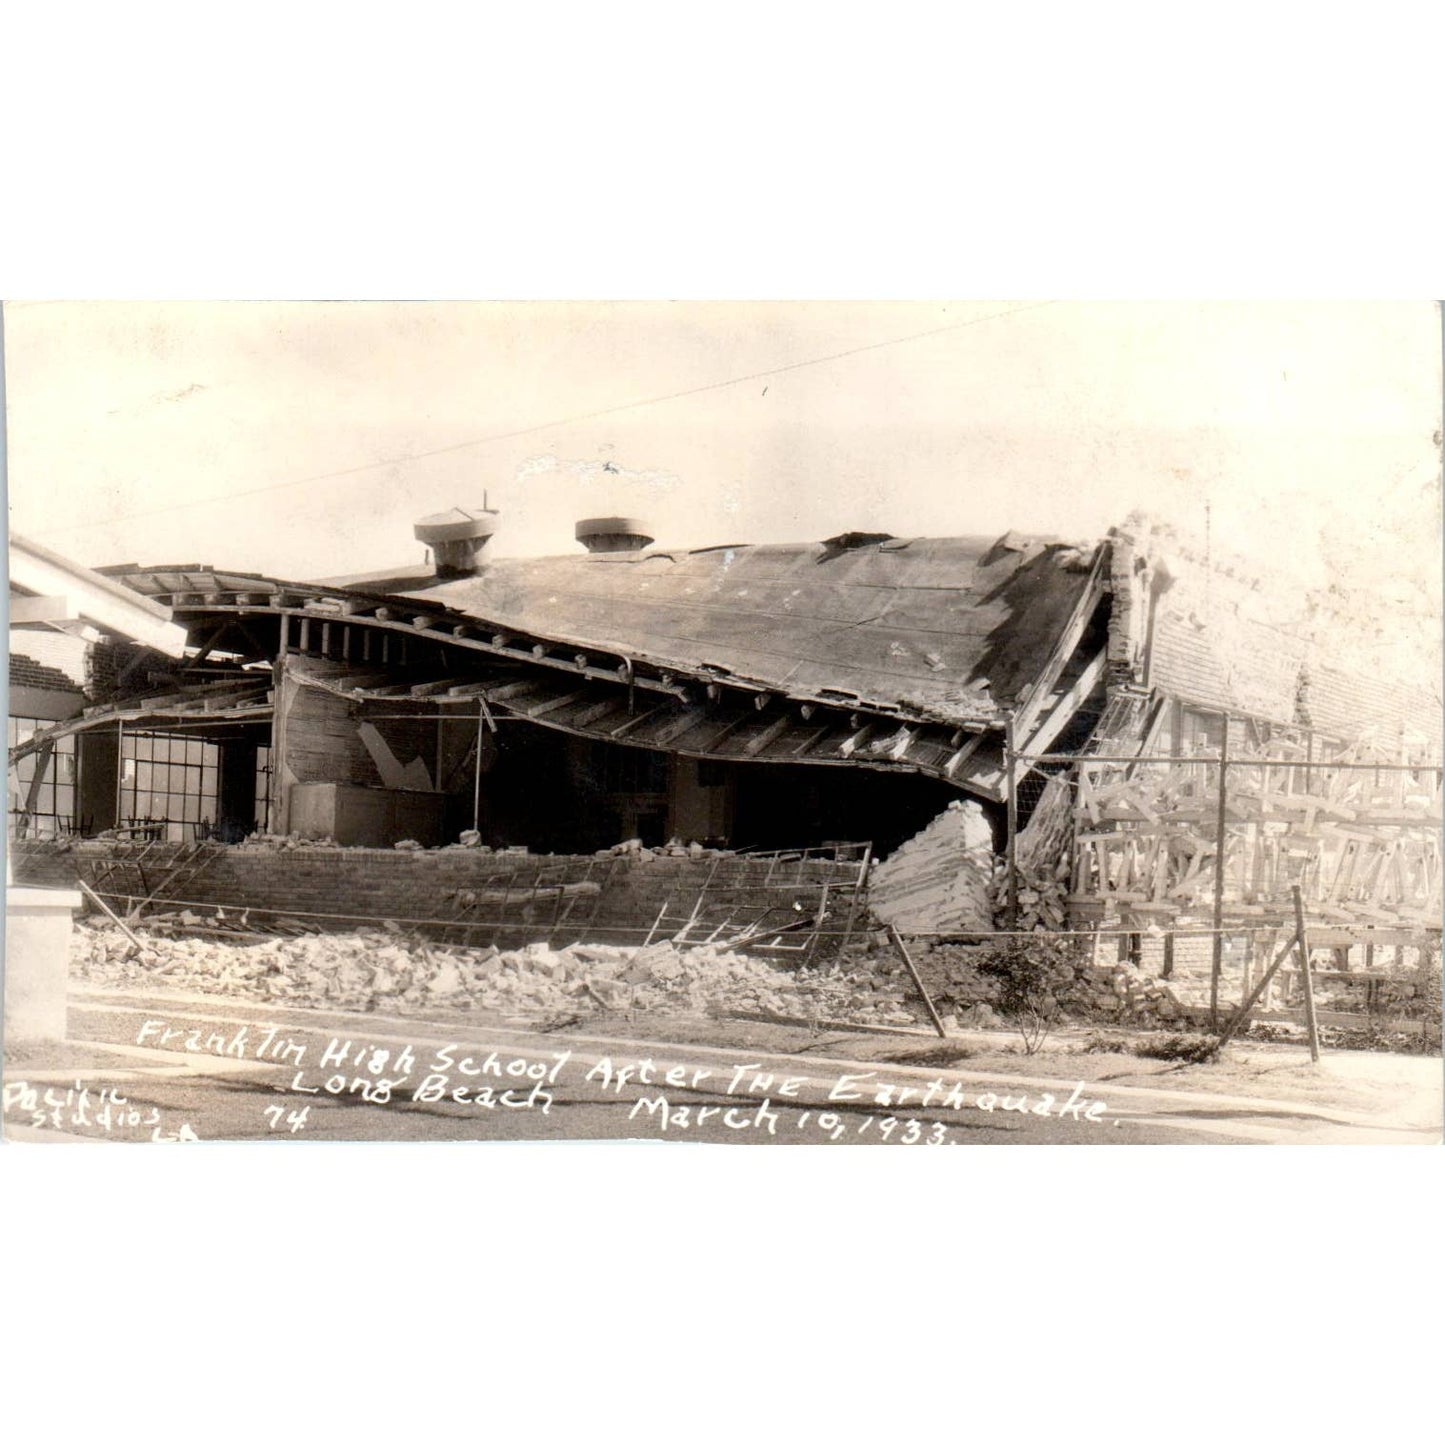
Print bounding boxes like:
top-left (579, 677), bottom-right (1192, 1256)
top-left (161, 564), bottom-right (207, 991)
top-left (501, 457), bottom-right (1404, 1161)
top-left (181, 619), bottom-right (236, 671)
top-left (1210, 715), bottom-right (1230, 1028)
top-left (1018, 648), bottom-right (1108, 760)
top-left (943, 733), bottom-right (985, 777)
top-left (742, 713), bottom-right (795, 757)
top-left (607, 704), bottom-right (668, 739)
top-left (838, 722), bottom-right (875, 758)
top-left (116, 646), bottom-right (157, 690)
top-left (358, 683), bottom-right (421, 698)
top-left (673, 711), bottom-right (748, 753)
top-left (1294, 885), bottom-right (1322, 1062)
top-left (444, 681), bottom-right (505, 698)
top-left (20, 739), bottom-right (55, 820)
top-left (1005, 715), bottom-right (1019, 925)
top-left (78, 879), bottom-right (144, 948)
top-left (651, 706), bottom-right (710, 746)
top-left (485, 679), bottom-right (552, 703)
top-left (1010, 550), bottom-right (1107, 743)
top-left (408, 677), bottom-right (478, 697)
top-left (887, 926), bottom-right (949, 1040)
top-left (886, 725), bottom-right (915, 760)
top-left (523, 688), bottom-right (592, 720)
top-left (788, 725), bottom-right (834, 757)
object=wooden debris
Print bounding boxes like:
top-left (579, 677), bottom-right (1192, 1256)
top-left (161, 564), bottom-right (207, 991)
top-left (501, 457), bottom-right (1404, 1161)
top-left (1069, 732), bottom-right (1441, 925)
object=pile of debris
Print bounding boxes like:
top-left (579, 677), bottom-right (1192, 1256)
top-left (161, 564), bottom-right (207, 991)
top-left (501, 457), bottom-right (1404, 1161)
top-left (69, 921), bottom-right (921, 1028)
top-left (604, 837), bottom-right (736, 860)
top-left (914, 940), bottom-right (1196, 1028)
top-left (1079, 963), bottom-right (1190, 1023)
top-left (1005, 776), bottom-right (1075, 930)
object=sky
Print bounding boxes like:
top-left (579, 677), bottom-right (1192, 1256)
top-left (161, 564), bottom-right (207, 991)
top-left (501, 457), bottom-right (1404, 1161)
top-left (4, 300), bottom-right (1441, 639)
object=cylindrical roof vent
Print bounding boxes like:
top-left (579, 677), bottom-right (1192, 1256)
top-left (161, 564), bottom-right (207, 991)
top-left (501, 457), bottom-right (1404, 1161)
top-left (414, 506), bottom-right (498, 578)
top-left (575, 516), bottom-right (654, 553)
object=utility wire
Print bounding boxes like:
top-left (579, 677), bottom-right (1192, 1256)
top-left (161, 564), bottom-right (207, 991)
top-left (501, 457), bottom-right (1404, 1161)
top-left (35, 300), bottom-right (1056, 537)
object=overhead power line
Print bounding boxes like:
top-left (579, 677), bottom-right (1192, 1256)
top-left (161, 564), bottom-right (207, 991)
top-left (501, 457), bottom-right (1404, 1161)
top-left (34, 300), bottom-right (1055, 537)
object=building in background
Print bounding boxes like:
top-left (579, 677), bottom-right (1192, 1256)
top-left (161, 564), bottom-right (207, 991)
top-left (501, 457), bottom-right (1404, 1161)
top-left (8, 533), bottom-right (189, 842)
top-left (8, 512), bottom-right (1439, 946)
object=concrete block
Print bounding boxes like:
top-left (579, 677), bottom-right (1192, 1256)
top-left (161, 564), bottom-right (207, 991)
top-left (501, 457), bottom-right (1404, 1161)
top-left (5, 884), bottom-right (82, 1042)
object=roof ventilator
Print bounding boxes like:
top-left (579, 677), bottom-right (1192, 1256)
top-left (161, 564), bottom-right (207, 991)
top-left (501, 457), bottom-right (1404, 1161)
top-left (576, 517), bottom-right (654, 553)
top-left (414, 505), bottom-right (499, 578)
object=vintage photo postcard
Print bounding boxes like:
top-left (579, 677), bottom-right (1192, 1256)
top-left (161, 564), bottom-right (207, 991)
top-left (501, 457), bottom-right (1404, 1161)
top-left (4, 300), bottom-right (1441, 1146)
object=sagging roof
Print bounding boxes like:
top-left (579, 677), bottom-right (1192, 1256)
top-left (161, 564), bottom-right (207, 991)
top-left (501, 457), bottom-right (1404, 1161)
top-left (389, 533), bottom-right (1103, 726)
top-left (288, 665), bottom-right (993, 783)
top-left (67, 522), bottom-right (1441, 791)
top-left (80, 535), bottom-right (1111, 800)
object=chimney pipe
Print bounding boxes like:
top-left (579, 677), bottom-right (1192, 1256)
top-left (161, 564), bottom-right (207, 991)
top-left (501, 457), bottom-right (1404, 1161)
top-left (575, 516), bottom-right (654, 554)
top-left (414, 505), bottom-right (498, 578)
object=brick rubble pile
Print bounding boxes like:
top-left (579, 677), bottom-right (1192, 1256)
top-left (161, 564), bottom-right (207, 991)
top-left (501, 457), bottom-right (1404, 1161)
top-left (69, 921), bottom-right (921, 1027)
top-left (916, 941), bottom-right (1202, 1026)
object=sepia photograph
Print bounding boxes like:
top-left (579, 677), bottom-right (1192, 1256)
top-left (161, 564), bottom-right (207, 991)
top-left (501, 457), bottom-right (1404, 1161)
top-left (6, 15), bottom-right (1445, 1441)
top-left (5, 299), bottom-right (1441, 1147)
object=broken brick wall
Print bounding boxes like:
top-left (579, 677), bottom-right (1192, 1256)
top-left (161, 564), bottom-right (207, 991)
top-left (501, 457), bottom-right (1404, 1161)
top-left (1114, 518), bottom-right (1440, 746)
top-left (10, 839), bottom-right (862, 950)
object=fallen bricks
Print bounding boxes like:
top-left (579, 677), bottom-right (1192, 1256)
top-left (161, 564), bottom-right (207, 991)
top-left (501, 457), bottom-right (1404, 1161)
top-left (913, 941), bottom-right (1202, 1027)
top-left (83, 917), bottom-right (1380, 1034)
top-left (69, 921), bottom-right (923, 1027)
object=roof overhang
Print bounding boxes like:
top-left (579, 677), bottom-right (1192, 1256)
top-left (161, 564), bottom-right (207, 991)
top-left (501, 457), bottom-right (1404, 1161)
top-left (9, 534), bottom-right (189, 657)
top-left (6, 677), bottom-right (273, 765)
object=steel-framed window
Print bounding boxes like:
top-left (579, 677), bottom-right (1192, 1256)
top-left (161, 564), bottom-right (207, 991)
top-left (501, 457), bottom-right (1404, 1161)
top-left (119, 731), bottom-right (220, 839)
top-left (6, 716), bottom-right (78, 837)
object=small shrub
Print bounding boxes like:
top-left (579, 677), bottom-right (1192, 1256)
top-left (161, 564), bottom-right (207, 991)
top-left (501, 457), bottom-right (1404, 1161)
top-left (1081, 1032), bottom-right (1131, 1055)
top-left (885, 1044), bottom-right (975, 1068)
top-left (975, 933), bottom-right (1086, 1055)
top-left (1134, 1032), bottom-right (1219, 1064)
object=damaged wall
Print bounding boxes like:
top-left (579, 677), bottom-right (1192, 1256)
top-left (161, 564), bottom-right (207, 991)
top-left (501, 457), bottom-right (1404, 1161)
top-left (272, 655), bottom-right (477, 839)
top-left (12, 839), bottom-right (864, 951)
top-left (1111, 517), bottom-right (1439, 745)
top-left (276, 657), bottom-right (441, 792)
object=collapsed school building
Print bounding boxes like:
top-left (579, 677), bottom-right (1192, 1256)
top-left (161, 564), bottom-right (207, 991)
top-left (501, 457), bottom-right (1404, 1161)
top-left (9, 511), bottom-right (1442, 1006)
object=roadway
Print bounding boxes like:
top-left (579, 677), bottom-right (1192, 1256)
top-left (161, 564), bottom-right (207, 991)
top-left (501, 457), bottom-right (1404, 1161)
top-left (8, 988), bottom-right (1427, 1144)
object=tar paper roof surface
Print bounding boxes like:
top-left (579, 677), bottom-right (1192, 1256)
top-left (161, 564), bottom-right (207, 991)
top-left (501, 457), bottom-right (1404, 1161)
top-left (393, 533), bottom-right (1100, 724)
